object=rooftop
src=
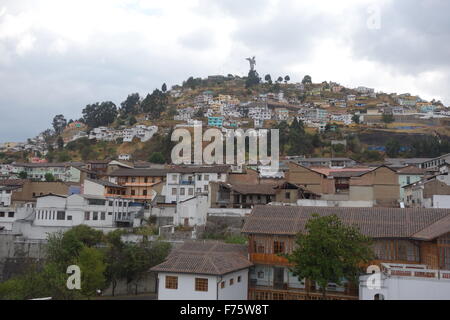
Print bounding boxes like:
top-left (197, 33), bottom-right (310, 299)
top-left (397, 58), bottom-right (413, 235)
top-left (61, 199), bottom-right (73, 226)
top-left (150, 242), bottom-right (252, 276)
top-left (242, 205), bottom-right (450, 240)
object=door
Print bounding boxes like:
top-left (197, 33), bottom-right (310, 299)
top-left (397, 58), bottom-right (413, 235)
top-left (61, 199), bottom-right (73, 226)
top-left (273, 267), bottom-right (285, 290)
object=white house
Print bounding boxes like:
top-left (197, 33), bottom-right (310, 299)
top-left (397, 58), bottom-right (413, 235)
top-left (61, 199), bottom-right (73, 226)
top-left (33, 193), bottom-right (138, 229)
top-left (165, 166), bottom-right (229, 204)
top-left (360, 263), bottom-right (450, 300)
top-left (174, 194), bottom-right (209, 227)
top-left (118, 154), bottom-right (131, 161)
top-left (152, 242), bottom-right (252, 300)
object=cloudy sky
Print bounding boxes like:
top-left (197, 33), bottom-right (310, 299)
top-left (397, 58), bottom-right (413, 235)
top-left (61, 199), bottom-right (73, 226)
top-left (0, 0), bottom-right (449, 141)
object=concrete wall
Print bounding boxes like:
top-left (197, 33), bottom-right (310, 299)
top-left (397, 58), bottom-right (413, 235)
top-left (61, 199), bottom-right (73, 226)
top-left (360, 275), bottom-right (450, 300)
top-left (157, 270), bottom-right (248, 300)
top-left (433, 195), bottom-right (450, 208)
top-left (297, 199), bottom-right (374, 207)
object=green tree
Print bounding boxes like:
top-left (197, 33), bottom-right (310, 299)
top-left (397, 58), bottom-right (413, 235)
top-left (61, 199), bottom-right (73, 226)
top-left (276, 76), bottom-right (283, 83)
top-left (284, 75), bottom-right (290, 83)
top-left (264, 74), bottom-right (272, 84)
top-left (302, 75), bottom-right (312, 85)
top-left (149, 152), bottom-right (166, 164)
top-left (352, 114), bottom-right (360, 124)
top-left (121, 93), bottom-right (141, 115)
top-left (386, 138), bottom-right (401, 157)
top-left (77, 246), bottom-right (107, 299)
top-left (382, 114), bottom-right (395, 124)
top-left (57, 136), bottom-right (64, 150)
top-left (82, 101), bottom-right (118, 128)
top-left (45, 173), bottom-right (55, 182)
top-left (245, 70), bottom-right (261, 88)
top-left (105, 230), bottom-right (126, 296)
top-left (287, 214), bottom-right (373, 299)
top-left (161, 83), bottom-right (167, 93)
top-left (18, 171), bottom-right (28, 179)
top-left (52, 115), bottom-right (67, 135)
top-left (141, 89), bottom-right (168, 119)
top-left (129, 116), bottom-right (137, 126)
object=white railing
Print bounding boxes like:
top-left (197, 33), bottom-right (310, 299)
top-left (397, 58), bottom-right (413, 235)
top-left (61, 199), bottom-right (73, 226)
top-left (381, 263), bottom-right (450, 281)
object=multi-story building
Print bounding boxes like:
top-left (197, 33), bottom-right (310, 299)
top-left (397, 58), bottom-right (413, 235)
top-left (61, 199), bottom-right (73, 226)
top-left (207, 116), bottom-right (224, 128)
top-left (12, 162), bottom-right (85, 182)
top-left (109, 168), bottom-right (168, 202)
top-left (242, 205), bottom-right (450, 300)
top-left (165, 166), bottom-right (230, 204)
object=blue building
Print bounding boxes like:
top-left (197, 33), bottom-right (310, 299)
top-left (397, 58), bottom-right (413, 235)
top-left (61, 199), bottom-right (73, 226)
top-left (208, 116), bottom-right (224, 128)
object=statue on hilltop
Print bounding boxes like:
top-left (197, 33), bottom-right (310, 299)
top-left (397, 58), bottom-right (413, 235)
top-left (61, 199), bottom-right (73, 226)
top-left (246, 56), bottom-right (256, 71)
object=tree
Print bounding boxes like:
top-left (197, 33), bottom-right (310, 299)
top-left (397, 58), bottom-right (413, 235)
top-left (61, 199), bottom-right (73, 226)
top-left (302, 75), bottom-right (312, 85)
top-left (287, 214), bottom-right (373, 299)
top-left (52, 115), bottom-right (67, 134)
top-left (264, 74), bottom-right (272, 84)
top-left (161, 83), bottom-right (167, 93)
top-left (386, 138), bottom-right (401, 157)
top-left (382, 114), bottom-right (395, 124)
top-left (141, 89), bottom-right (168, 119)
top-left (284, 75), bottom-right (290, 83)
top-left (82, 101), bottom-right (118, 128)
top-left (194, 108), bottom-right (204, 119)
top-left (45, 173), bottom-right (55, 182)
top-left (120, 93), bottom-right (140, 115)
top-left (105, 230), bottom-right (126, 296)
top-left (129, 116), bottom-right (137, 126)
top-left (352, 114), bottom-right (360, 124)
top-left (57, 136), bottom-right (64, 150)
top-left (276, 76), bottom-right (283, 83)
top-left (245, 70), bottom-right (261, 88)
top-left (77, 246), bottom-right (107, 299)
top-left (18, 171), bottom-right (28, 179)
top-left (149, 152), bottom-right (166, 164)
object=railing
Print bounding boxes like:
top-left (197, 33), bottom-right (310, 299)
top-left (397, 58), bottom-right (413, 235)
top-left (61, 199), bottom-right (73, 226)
top-left (249, 253), bottom-right (291, 266)
top-left (381, 263), bottom-right (450, 280)
top-left (248, 286), bottom-right (358, 301)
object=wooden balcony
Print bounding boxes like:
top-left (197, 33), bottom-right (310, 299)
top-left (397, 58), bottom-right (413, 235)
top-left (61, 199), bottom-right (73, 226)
top-left (250, 253), bottom-right (291, 266)
top-left (248, 286), bottom-right (358, 301)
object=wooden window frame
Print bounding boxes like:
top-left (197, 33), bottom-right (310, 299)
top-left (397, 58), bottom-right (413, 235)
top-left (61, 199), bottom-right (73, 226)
top-left (165, 276), bottom-right (178, 290)
top-left (195, 278), bottom-right (208, 292)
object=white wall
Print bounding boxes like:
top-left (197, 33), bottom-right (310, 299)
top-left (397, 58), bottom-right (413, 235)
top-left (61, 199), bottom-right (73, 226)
top-left (297, 199), bottom-right (374, 208)
top-left (157, 270), bottom-right (249, 300)
top-left (175, 195), bottom-right (208, 226)
top-left (157, 273), bottom-right (217, 300)
top-left (83, 180), bottom-right (105, 196)
top-left (433, 195), bottom-right (450, 208)
top-left (360, 275), bottom-right (450, 300)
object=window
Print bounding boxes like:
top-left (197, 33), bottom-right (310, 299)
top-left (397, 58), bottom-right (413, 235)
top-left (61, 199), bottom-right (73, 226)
top-left (180, 188), bottom-right (185, 196)
top-left (238, 276), bottom-right (242, 283)
top-left (109, 201), bottom-right (113, 206)
top-left (172, 188), bottom-right (177, 196)
top-left (406, 176), bottom-right (411, 185)
top-left (188, 188), bottom-right (194, 196)
top-left (196, 188), bottom-right (202, 193)
top-left (195, 278), bottom-right (208, 292)
top-left (84, 212), bottom-right (90, 220)
top-left (204, 175), bottom-right (210, 181)
top-left (165, 276), bottom-right (178, 289)
top-left (172, 175), bottom-right (178, 182)
top-left (93, 212), bottom-right (98, 220)
top-left (131, 190), bottom-right (136, 196)
top-left (197, 175), bottom-right (202, 181)
top-left (0, 212), bottom-right (4, 217)
top-left (285, 192), bottom-right (291, 200)
top-left (131, 177), bottom-right (136, 183)
top-left (57, 211), bottom-right (65, 220)
top-left (88, 199), bottom-right (106, 206)
top-left (229, 278), bottom-right (234, 286)
top-left (204, 185), bottom-right (209, 192)
top-left (274, 241), bottom-right (285, 254)
top-left (101, 212), bottom-right (106, 220)
top-left (221, 281), bottom-right (225, 289)
top-left (144, 178), bottom-right (148, 183)
top-left (8, 212), bottom-right (14, 218)
top-left (218, 173), bottom-right (222, 179)
top-left (108, 212), bottom-right (112, 216)
top-left (257, 271), bottom-right (264, 279)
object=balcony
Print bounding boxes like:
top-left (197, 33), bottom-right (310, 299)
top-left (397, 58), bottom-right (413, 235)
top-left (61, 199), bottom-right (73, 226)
top-left (248, 285), bottom-right (358, 300)
top-left (180, 180), bottom-right (195, 185)
top-left (250, 253), bottom-right (291, 266)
